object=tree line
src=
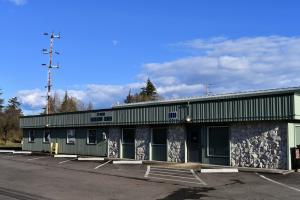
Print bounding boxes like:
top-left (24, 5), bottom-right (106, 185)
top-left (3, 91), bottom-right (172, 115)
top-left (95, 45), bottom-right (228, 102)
top-left (47, 91), bottom-right (93, 114)
top-left (0, 90), bottom-right (22, 144)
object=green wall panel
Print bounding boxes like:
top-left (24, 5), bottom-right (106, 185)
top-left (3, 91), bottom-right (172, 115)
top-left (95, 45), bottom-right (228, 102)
top-left (22, 128), bottom-right (107, 156)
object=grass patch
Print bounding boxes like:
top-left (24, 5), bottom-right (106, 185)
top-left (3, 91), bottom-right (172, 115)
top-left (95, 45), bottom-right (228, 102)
top-left (0, 142), bottom-right (22, 150)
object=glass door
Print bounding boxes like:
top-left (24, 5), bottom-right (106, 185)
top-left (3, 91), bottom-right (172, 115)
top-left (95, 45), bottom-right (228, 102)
top-left (122, 129), bottom-right (135, 159)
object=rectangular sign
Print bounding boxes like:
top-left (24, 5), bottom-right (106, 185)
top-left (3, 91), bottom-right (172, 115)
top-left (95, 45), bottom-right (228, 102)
top-left (90, 111), bottom-right (113, 122)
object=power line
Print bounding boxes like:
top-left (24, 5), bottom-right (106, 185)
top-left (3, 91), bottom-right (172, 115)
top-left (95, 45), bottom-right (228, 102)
top-left (42, 32), bottom-right (61, 114)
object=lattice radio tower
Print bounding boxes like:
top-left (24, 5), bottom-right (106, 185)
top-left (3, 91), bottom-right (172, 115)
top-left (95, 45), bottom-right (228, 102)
top-left (42, 32), bottom-right (60, 114)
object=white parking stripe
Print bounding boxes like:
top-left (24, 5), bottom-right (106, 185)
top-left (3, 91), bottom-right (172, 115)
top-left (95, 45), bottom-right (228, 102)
top-left (256, 173), bottom-right (300, 193)
top-left (27, 157), bottom-right (46, 161)
top-left (58, 158), bottom-right (77, 164)
top-left (148, 176), bottom-right (204, 185)
top-left (149, 172), bottom-right (197, 180)
top-left (150, 167), bottom-right (192, 174)
top-left (54, 154), bottom-right (77, 158)
top-left (78, 157), bottom-right (104, 161)
top-left (0, 150), bottom-right (15, 153)
top-left (200, 168), bottom-right (238, 173)
top-left (113, 160), bottom-right (142, 164)
top-left (145, 165), bottom-right (206, 185)
top-left (144, 165), bottom-right (150, 178)
top-left (149, 169), bottom-right (194, 177)
top-left (191, 169), bottom-right (207, 185)
top-left (94, 160), bottom-right (111, 169)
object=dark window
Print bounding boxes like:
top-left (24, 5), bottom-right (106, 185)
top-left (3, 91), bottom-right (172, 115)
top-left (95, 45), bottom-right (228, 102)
top-left (104, 116), bottom-right (112, 121)
top-left (168, 112), bottom-right (177, 119)
top-left (91, 117), bottom-right (103, 122)
top-left (123, 129), bottom-right (135, 144)
top-left (87, 130), bottom-right (97, 144)
top-left (43, 130), bottom-right (51, 143)
top-left (29, 130), bottom-right (35, 142)
top-left (208, 127), bottom-right (229, 157)
top-left (152, 128), bottom-right (167, 145)
top-left (67, 129), bottom-right (75, 144)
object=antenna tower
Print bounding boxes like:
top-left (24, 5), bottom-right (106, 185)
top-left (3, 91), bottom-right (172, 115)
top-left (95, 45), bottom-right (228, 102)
top-left (205, 83), bottom-right (213, 96)
top-left (42, 32), bottom-right (61, 114)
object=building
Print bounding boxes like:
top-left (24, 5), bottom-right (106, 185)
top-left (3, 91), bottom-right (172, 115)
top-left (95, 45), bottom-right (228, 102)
top-left (20, 87), bottom-right (300, 170)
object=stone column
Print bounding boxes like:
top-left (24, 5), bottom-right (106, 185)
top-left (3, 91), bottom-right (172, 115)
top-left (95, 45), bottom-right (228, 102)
top-left (135, 127), bottom-right (151, 160)
top-left (230, 122), bottom-right (287, 169)
top-left (167, 125), bottom-right (186, 162)
top-left (108, 127), bottom-right (121, 158)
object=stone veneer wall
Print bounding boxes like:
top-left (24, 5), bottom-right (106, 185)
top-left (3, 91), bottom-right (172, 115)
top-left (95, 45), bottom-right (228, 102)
top-left (167, 126), bottom-right (186, 162)
top-left (231, 122), bottom-right (287, 169)
top-left (135, 127), bottom-right (151, 160)
top-left (108, 127), bottom-right (121, 158)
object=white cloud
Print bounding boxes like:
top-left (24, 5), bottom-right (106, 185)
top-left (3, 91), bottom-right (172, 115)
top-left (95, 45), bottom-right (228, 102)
top-left (157, 83), bottom-right (205, 98)
top-left (17, 89), bottom-right (45, 109)
top-left (143, 35), bottom-right (300, 94)
top-left (7, 0), bottom-right (27, 6)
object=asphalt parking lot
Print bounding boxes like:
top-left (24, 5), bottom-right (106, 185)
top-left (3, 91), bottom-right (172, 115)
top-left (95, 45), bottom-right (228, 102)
top-left (0, 153), bottom-right (300, 200)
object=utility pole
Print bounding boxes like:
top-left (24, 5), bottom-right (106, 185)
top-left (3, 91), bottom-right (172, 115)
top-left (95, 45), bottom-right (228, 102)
top-left (42, 32), bottom-right (60, 114)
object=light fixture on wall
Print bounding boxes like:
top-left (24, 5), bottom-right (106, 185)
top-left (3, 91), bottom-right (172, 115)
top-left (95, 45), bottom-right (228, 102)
top-left (185, 115), bottom-right (192, 123)
top-left (185, 101), bottom-right (192, 123)
top-left (102, 132), bottom-right (107, 140)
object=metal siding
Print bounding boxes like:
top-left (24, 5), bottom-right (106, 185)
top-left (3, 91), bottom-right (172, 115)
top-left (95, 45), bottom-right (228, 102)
top-left (20, 94), bottom-right (295, 128)
top-left (22, 129), bottom-right (50, 152)
top-left (23, 128), bottom-right (107, 156)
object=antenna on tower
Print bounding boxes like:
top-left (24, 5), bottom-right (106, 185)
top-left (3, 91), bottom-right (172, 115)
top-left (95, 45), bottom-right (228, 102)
top-left (204, 83), bottom-right (213, 96)
top-left (42, 32), bottom-right (61, 115)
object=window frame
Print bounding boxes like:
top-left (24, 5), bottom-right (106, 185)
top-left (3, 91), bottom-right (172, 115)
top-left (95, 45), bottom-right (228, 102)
top-left (43, 130), bottom-right (51, 143)
top-left (294, 125), bottom-right (300, 147)
top-left (151, 127), bottom-right (167, 145)
top-left (66, 129), bottom-right (76, 144)
top-left (87, 129), bottom-right (97, 145)
top-left (168, 111), bottom-right (177, 120)
top-left (28, 130), bottom-right (35, 143)
top-left (206, 126), bottom-right (230, 158)
top-left (122, 128), bottom-right (135, 144)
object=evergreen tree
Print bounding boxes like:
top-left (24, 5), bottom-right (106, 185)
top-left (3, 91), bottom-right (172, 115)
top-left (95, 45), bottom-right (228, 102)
top-left (2, 97), bottom-right (22, 143)
top-left (87, 101), bottom-right (94, 110)
top-left (60, 91), bottom-right (78, 112)
top-left (124, 89), bottom-right (134, 103)
top-left (124, 79), bottom-right (160, 103)
top-left (6, 97), bottom-right (22, 114)
top-left (141, 78), bottom-right (157, 98)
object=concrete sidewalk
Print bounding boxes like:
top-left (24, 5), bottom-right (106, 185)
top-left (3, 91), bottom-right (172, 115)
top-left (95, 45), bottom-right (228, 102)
top-left (143, 161), bottom-right (293, 174)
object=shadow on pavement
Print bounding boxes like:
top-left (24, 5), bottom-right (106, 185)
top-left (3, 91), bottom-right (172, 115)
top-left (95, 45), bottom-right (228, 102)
top-left (157, 187), bottom-right (216, 200)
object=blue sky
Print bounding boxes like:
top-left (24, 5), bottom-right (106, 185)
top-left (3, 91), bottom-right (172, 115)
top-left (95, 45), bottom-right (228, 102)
top-left (1, 0), bottom-right (300, 114)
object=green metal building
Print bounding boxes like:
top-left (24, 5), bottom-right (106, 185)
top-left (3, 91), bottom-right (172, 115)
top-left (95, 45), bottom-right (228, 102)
top-left (20, 87), bottom-right (300, 170)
